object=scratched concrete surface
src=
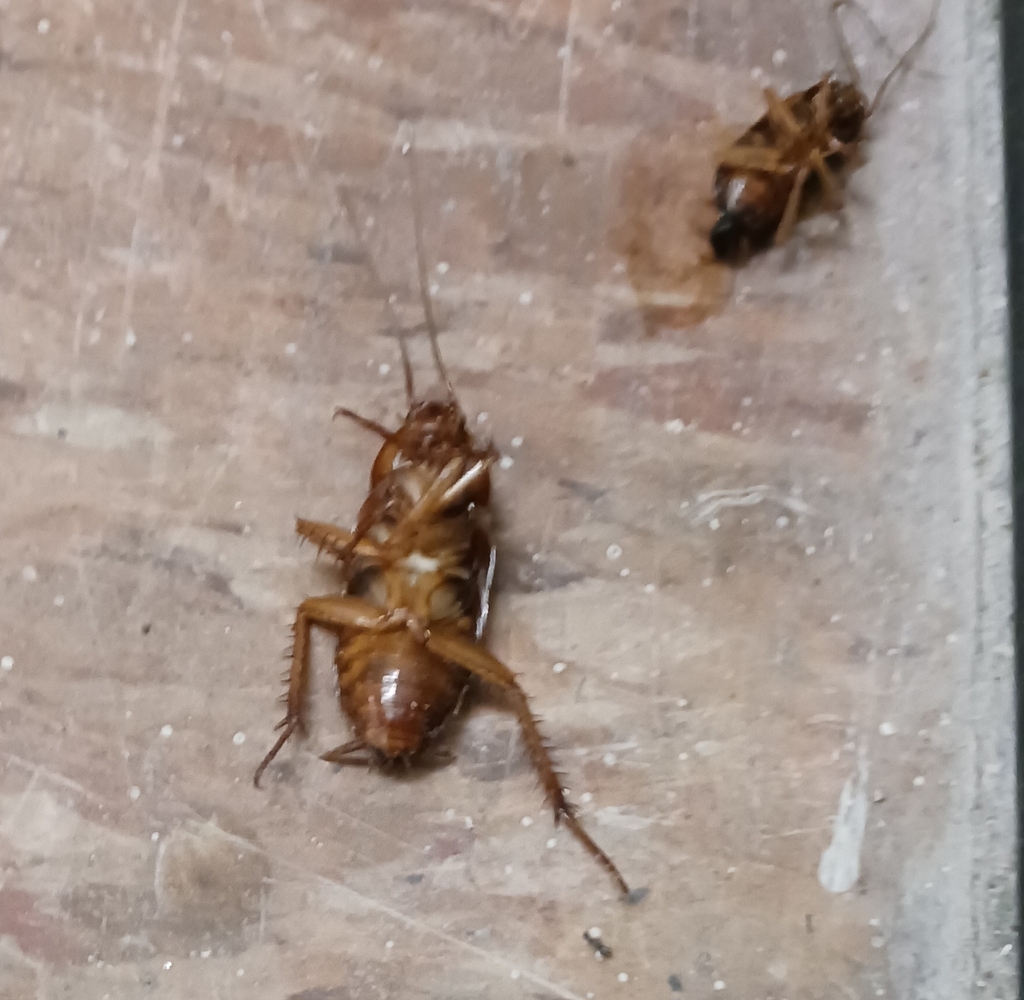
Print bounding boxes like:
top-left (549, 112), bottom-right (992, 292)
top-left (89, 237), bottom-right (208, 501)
top-left (0, 0), bottom-right (1014, 998)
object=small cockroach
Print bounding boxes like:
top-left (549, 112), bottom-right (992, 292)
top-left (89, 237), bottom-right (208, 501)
top-left (709, 0), bottom-right (937, 261)
top-left (253, 143), bottom-right (629, 897)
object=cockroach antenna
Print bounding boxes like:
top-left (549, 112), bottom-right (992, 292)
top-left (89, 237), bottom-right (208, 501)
top-left (404, 131), bottom-right (455, 402)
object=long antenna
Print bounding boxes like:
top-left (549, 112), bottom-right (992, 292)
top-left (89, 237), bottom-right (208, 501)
top-left (339, 186), bottom-right (416, 406)
top-left (867, 0), bottom-right (938, 116)
top-left (831, 0), bottom-right (939, 118)
top-left (404, 133), bottom-right (455, 401)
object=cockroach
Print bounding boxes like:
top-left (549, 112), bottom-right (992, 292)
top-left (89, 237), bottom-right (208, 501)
top-left (709, 0), bottom-right (937, 261)
top-left (253, 143), bottom-right (630, 897)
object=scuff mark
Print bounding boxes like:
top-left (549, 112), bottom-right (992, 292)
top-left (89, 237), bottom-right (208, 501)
top-left (13, 403), bottom-right (171, 451)
top-left (691, 485), bottom-right (813, 524)
top-left (817, 743), bottom-right (869, 893)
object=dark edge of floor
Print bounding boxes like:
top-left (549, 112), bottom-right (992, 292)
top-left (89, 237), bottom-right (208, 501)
top-left (1001, 0), bottom-right (1024, 994)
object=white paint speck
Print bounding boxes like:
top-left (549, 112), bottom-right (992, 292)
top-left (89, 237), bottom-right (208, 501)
top-left (714, 982), bottom-right (725, 991)
top-left (879, 722), bottom-right (896, 736)
top-left (22, 565), bottom-right (37, 582)
top-left (200, 949), bottom-right (212, 959)
top-left (805, 546), bottom-right (816, 556)
top-left (233, 731), bottom-right (246, 746)
top-left (464, 816), bottom-right (473, 829)
top-left (38, 18), bottom-right (50, 33)
top-left (172, 134), bottom-right (185, 149)
top-left (580, 792), bottom-right (592, 803)
top-left (436, 261), bottom-right (449, 274)
top-left (694, 741), bottom-right (722, 757)
top-left (379, 363), bottom-right (391, 376)
top-left (125, 329), bottom-right (137, 348)
top-left (701, 577), bottom-right (712, 587)
top-left (709, 518), bottom-right (721, 531)
top-left (664, 418), bottom-right (685, 434)
top-left (518, 290), bottom-right (533, 306)
top-left (676, 698), bottom-right (688, 708)
top-left (160, 725), bottom-right (173, 738)
top-left (520, 816), bottom-right (533, 827)
top-left (510, 970), bottom-right (520, 980)
top-left (402, 142), bottom-right (411, 154)
top-left (772, 47), bottom-right (787, 66)
top-left (606, 544), bottom-right (623, 561)
top-left (385, 940), bottom-right (394, 949)
top-left (498, 455), bottom-right (514, 470)
top-left (588, 926), bottom-right (602, 938)
top-left (285, 342), bottom-right (297, 355)
top-left (913, 775), bottom-right (925, 787)
top-left (678, 752), bottom-right (689, 761)
top-left (163, 961), bottom-right (172, 970)
top-left (619, 568), bottom-right (629, 577)
top-left (510, 435), bottom-right (524, 448)
top-left (731, 421), bottom-right (742, 431)
top-left (53, 594), bottom-right (65, 607)
top-left (603, 752), bottom-right (617, 767)
top-left (553, 661), bottom-right (567, 674)
top-left (0, 656), bottom-right (13, 671)
top-left (818, 744), bottom-right (869, 893)
top-left (618, 973), bottom-right (629, 983)
top-left (946, 633), bottom-right (959, 644)
top-left (546, 837), bottom-right (557, 849)
top-left (644, 583), bottom-right (656, 593)
top-left (236, 969), bottom-right (244, 977)
top-left (476, 412), bottom-right (488, 424)
top-left (791, 428), bottom-right (802, 438)
top-left (129, 786), bottom-right (141, 801)
top-left (776, 516), bottom-right (790, 528)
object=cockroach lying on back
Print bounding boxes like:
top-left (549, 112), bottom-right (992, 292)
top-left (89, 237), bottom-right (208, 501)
top-left (710, 0), bottom-right (938, 261)
top-left (253, 145), bottom-right (630, 897)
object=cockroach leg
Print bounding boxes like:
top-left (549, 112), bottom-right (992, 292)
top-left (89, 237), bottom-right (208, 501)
top-left (809, 149), bottom-right (844, 209)
top-left (774, 164), bottom-right (811, 247)
top-left (254, 595), bottom-right (385, 787)
top-left (295, 518), bottom-right (382, 562)
top-left (762, 87), bottom-right (804, 139)
top-left (320, 739), bottom-right (370, 764)
top-left (424, 626), bottom-right (630, 896)
top-left (716, 146), bottom-right (788, 173)
top-left (333, 407), bottom-right (392, 438)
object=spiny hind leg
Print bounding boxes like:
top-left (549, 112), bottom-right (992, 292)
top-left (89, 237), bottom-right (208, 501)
top-left (254, 596), bottom-right (385, 787)
top-left (424, 627), bottom-right (630, 896)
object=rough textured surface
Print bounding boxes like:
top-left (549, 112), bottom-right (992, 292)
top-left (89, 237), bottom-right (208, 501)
top-left (0, 0), bottom-right (1014, 998)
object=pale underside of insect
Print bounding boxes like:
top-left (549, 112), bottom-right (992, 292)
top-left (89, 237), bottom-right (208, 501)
top-left (710, 0), bottom-right (938, 261)
top-left (253, 143), bottom-right (630, 897)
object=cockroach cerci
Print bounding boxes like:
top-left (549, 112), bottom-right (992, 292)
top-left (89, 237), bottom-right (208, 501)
top-left (253, 143), bottom-right (630, 897)
top-left (709, 0), bottom-right (937, 261)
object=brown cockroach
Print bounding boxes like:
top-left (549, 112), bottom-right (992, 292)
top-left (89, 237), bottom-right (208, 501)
top-left (709, 0), bottom-right (937, 261)
top-left (253, 145), bottom-right (630, 897)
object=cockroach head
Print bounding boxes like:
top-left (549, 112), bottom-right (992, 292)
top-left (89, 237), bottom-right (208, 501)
top-left (398, 399), bottom-right (472, 458)
top-left (828, 77), bottom-right (868, 143)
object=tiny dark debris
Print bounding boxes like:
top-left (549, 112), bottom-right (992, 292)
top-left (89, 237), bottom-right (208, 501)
top-left (805, 913), bottom-right (814, 933)
top-left (668, 973), bottom-right (683, 992)
top-left (626, 886), bottom-right (649, 905)
top-left (405, 873), bottom-right (424, 884)
top-left (141, 623), bottom-right (152, 635)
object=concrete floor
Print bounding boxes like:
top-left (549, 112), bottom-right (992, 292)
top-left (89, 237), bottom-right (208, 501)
top-left (0, 0), bottom-right (1015, 998)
